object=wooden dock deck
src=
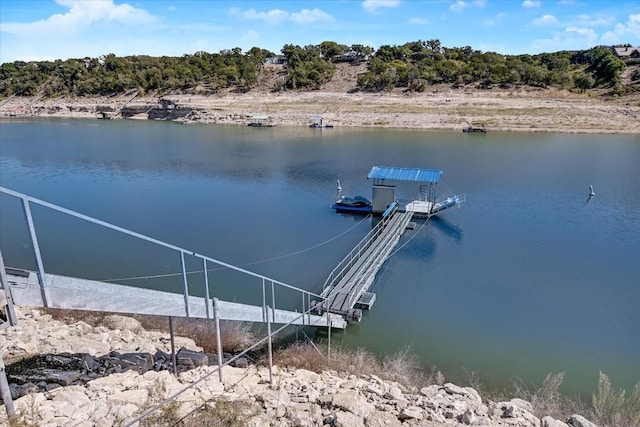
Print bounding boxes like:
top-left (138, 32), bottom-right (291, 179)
top-left (319, 206), bottom-right (414, 320)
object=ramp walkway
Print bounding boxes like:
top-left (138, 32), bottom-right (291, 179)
top-left (5, 270), bottom-right (342, 327)
top-left (0, 187), bottom-right (346, 329)
top-left (319, 203), bottom-right (414, 320)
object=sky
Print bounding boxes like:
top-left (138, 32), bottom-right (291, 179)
top-left (1, 0), bottom-right (639, 64)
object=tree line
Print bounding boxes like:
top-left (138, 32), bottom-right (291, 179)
top-left (0, 39), bottom-right (636, 98)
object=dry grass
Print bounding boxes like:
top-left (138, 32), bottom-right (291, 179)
top-left (270, 342), bottom-right (442, 390)
top-left (137, 398), bottom-right (260, 427)
top-left (591, 372), bottom-right (640, 427)
top-left (41, 307), bottom-right (255, 353)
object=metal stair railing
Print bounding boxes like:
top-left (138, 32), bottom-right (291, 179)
top-left (0, 186), bottom-right (331, 327)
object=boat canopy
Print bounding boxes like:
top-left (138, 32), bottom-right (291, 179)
top-left (367, 166), bottom-right (442, 184)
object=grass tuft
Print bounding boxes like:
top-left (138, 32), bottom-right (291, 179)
top-left (591, 372), bottom-right (640, 427)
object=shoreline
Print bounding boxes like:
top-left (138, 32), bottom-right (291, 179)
top-left (1, 89), bottom-right (639, 134)
top-left (1, 307), bottom-right (601, 427)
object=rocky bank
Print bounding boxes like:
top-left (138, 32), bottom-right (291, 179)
top-left (1, 308), bottom-right (599, 427)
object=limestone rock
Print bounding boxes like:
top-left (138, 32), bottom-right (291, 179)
top-left (567, 414), bottom-right (598, 427)
top-left (542, 415), bottom-right (569, 427)
top-left (1, 308), bottom-right (598, 427)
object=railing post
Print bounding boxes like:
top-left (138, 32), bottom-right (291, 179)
top-left (213, 298), bottom-right (223, 383)
top-left (266, 305), bottom-right (273, 388)
top-left (271, 281), bottom-right (276, 323)
top-left (168, 317), bottom-right (177, 377)
top-left (0, 355), bottom-right (15, 418)
top-left (22, 198), bottom-right (48, 307)
top-left (0, 249), bottom-right (17, 327)
top-left (180, 252), bottom-right (190, 317)
top-left (327, 309), bottom-right (331, 363)
top-left (0, 249), bottom-right (16, 417)
top-left (262, 278), bottom-right (266, 322)
top-left (202, 258), bottom-right (211, 319)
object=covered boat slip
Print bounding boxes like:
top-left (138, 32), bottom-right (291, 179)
top-left (367, 166), bottom-right (465, 218)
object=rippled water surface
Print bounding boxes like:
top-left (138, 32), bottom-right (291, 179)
top-left (1, 119), bottom-right (638, 394)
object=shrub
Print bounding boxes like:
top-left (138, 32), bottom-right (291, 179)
top-left (511, 372), bottom-right (580, 420)
top-left (591, 372), bottom-right (640, 427)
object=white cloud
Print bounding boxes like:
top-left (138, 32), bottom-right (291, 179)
top-left (522, 0), bottom-right (541, 8)
top-left (484, 12), bottom-right (506, 27)
top-left (242, 30), bottom-right (260, 41)
top-left (289, 8), bottom-right (334, 24)
top-left (565, 26), bottom-right (598, 41)
top-left (532, 14), bottom-right (558, 26)
top-left (229, 8), bottom-right (289, 25)
top-left (0, 0), bottom-right (155, 36)
top-left (362, 0), bottom-right (401, 13)
top-left (601, 14), bottom-right (640, 44)
top-left (577, 14), bottom-right (615, 27)
top-left (531, 28), bottom-right (596, 53)
top-left (409, 17), bottom-right (429, 25)
top-left (229, 7), bottom-right (334, 25)
top-left (449, 0), bottom-right (486, 13)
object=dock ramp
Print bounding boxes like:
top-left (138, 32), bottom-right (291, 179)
top-left (320, 203), bottom-right (413, 320)
top-left (0, 186), bottom-right (346, 330)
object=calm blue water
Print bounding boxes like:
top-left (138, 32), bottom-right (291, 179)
top-left (1, 118), bottom-right (639, 395)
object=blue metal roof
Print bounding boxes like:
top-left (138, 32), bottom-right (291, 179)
top-left (367, 166), bottom-right (442, 183)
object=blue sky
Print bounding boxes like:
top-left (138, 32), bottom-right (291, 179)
top-left (1, 0), bottom-right (639, 64)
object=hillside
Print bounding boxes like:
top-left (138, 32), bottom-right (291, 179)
top-left (1, 62), bottom-right (639, 134)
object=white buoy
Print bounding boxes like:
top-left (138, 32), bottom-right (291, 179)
top-left (589, 185), bottom-right (595, 197)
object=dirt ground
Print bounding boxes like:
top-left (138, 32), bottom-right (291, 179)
top-left (1, 63), bottom-right (639, 134)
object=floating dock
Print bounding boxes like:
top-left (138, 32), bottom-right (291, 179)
top-left (320, 166), bottom-right (465, 322)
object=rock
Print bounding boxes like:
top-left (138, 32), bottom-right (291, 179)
top-left (101, 315), bottom-right (143, 333)
top-left (398, 406), bottom-right (423, 420)
top-left (542, 415), bottom-right (569, 427)
top-left (383, 385), bottom-right (405, 401)
top-left (366, 410), bottom-right (402, 427)
top-left (459, 408), bottom-right (476, 425)
top-left (1, 307), bottom-right (599, 427)
top-left (567, 414), bottom-right (598, 427)
top-left (510, 397), bottom-right (534, 413)
top-left (176, 347), bottom-right (208, 368)
top-left (334, 410), bottom-right (365, 427)
top-left (116, 352), bottom-right (154, 373)
top-left (332, 391), bottom-right (374, 418)
top-left (25, 369), bottom-right (82, 386)
top-left (232, 357), bottom-right (248, 368)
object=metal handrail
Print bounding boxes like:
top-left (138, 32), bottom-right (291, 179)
top-left (0, 186), bottom-right (323, 319)
top-left (343, 210), bottom-right (409, 309)
top-left (321, 208), bottom-right (396, 294)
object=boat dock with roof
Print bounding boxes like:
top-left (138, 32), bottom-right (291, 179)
top-left (320, 166), bottom-right (465, 321)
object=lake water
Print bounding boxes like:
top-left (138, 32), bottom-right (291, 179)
top-left (1, 118), bottom-right (639, 396)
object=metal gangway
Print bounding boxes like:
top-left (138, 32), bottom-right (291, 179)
top-left (319, 202), bottom-right (414, 320)
top-left (0, 187), bottom-right (347, 330)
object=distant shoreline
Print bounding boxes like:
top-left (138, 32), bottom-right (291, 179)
top-left (1, 88), bottom-right (639, 134)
